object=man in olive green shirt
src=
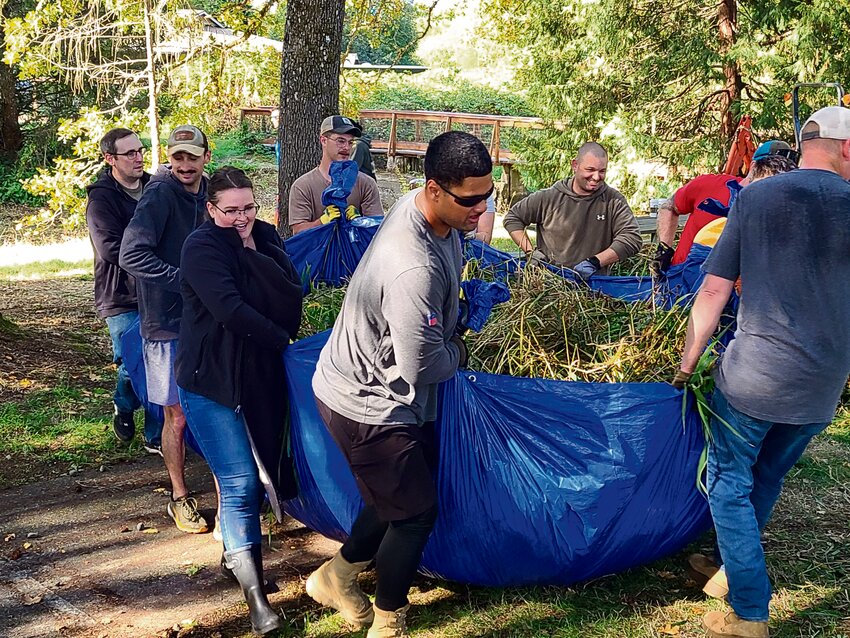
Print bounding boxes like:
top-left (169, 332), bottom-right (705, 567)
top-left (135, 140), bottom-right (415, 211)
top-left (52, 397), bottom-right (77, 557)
top-left (503, 142), bottom-right (641, 279)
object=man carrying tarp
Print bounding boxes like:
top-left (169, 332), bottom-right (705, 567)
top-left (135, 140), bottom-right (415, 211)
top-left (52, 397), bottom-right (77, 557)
top-left (503, 141), bottom-right (641, 280)
top-left (288, 115), bottom-right (383, 235)
top-left (308, 131), bottom-right (492, 637)
top-left (120, 125), bottom-right (214, 535)
top-left (674, 105), bottom-right (850, 638)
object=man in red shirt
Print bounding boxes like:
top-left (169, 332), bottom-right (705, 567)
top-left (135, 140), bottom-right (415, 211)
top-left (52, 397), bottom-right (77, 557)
top-left (651, 140), bottom-right (797, 273)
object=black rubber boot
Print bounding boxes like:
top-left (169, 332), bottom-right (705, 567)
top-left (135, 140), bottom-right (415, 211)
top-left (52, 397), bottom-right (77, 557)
top-left (221, 553), bottom-right (279, 593)
top-left (223, 545), bottom-right (283, 635)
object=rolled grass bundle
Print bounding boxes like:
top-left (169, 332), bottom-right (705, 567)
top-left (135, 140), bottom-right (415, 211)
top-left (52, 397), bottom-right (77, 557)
top-left (466, 267), bottom-right (689, 383)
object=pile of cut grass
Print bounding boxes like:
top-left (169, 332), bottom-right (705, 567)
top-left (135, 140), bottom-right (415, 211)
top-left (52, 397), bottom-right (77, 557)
top-left (299, 269), bottom-right (689, 384)
top-left (465, 267), bottom-right (689, 382)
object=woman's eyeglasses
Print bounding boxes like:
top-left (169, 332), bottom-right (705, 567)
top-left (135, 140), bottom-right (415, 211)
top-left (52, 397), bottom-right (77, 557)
top-left (436, 182), bottom-right (494, 208)
top-left (211, 202), bottom-right (260, 219)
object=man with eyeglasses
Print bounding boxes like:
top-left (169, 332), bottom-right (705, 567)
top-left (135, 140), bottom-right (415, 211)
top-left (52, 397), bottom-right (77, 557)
top-left (289, 115), bottom-right (383, 235)
top-left (652, 140), bottom-right (799, 275)
top-left (503, 141), bottom-right (642, 280)
top-left (86, 128), bottom-right (163, 453)
top-left (308, 131), bottom-right (490, 637)
top-left (120, 125), bottom-right (213, 535)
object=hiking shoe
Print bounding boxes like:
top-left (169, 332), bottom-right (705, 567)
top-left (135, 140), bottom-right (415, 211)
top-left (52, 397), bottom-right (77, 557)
top-left (688, 553), bottom-right (729, 599)
top-left (112, 407), bottom-right (135, 442)
top-left (167, 496), bottom-right (209, 534)
top-left (143, 440), bottom-right (163, 456)
top-left (703, 611), bottom-right (768, 637)
top-left (367, 604), bottom-right (410, 638)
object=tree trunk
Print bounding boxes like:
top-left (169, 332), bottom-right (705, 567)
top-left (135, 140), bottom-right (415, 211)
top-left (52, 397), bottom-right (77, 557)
top-left (276, 0), bottom-right (345, 237)
top-left (0, 6), bottom-right (23, 163)
top-left (717, 0), bottom-right (742, 143)
top-left (143, 0), bottom-right (160, 170)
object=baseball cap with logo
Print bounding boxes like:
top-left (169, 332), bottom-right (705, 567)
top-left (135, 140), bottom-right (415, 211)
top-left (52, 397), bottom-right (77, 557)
top-left (166, 125), bottom-right (207, 156)
top-left (320, 116), bottom-right (361, 137)
top-left (753, 140), bottom-right (794, 161)
top-left (800, 106), bottom-right (850, 141)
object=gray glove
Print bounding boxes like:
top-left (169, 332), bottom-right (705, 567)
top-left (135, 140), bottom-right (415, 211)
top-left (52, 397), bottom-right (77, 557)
top-left (526, 249), bottom-right (548, 268)
top-left (572, 256), bottom-right (601, 281)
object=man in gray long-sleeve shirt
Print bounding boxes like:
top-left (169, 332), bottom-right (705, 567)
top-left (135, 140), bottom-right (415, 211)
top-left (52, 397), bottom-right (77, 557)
top-left (309, 132), bottom-right (493, 636)
top-left (503, 141), bottom-right (641, 279)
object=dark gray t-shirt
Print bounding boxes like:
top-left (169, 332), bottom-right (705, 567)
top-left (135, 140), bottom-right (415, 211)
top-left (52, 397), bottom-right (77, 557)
top-left (312, 189), bottom-right (463, 425)
top-left (705, 168), bottom-right (850, 424)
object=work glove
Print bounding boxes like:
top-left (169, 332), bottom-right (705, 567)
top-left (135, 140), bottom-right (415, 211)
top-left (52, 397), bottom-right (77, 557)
top-left (525, 249), bottom-right (548, 268)
top-left (345, 205), bottom-right (361, 221)
top-left (319, 205), bottom-right (342, 224)
top-left (450, 334), bottom-right (469, 368)
top-left (650, 242), bottom-right (675, 277)
top-left (572, 256), bottom-right (601, 282)
top-left (456, 298), bottom-right (470, 336)
top-left (670, 369), bottom-right (692, 390)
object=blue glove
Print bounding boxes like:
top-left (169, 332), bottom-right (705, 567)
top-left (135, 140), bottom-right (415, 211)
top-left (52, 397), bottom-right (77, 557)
top-left (572, 256), bottom-right (601, 281)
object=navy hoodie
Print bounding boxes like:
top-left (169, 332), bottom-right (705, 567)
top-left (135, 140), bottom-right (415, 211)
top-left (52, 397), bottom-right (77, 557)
top-left (119, 166), bottom-right (208, 340)
top-left (85, 167), bottom-right (151, 318)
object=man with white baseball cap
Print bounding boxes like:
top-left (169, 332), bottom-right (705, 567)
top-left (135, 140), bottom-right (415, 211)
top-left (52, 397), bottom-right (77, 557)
top-left (674, 105), bottom-right (850, 637)
top-left (288, 115), bottom-right (383, 234)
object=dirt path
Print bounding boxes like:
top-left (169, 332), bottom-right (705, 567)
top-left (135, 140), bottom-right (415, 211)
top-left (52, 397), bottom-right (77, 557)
top-left (0, 455), bottom-right (337, 638)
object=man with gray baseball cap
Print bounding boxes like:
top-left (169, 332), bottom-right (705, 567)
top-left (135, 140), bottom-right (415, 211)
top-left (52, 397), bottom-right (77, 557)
top-left (674, 105), bottom-right (850, 638)
top-left (289, 115), bottom-right (383, 234)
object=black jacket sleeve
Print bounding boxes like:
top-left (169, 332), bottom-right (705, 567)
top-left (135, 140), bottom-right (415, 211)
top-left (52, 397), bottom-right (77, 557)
top-left (119, 185), bottom-right (181, 293)
top-left (181, 234), bottom-right (291, 350)
top-left (86, 193), bottom-right (124, 266)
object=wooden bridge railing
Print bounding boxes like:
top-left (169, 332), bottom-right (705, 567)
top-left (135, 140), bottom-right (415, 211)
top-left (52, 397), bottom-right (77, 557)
top-left (358, 109), bottom-right (557, 166)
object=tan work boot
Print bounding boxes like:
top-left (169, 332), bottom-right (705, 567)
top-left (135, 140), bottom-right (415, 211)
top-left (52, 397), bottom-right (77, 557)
top-left (305, 552), bottom-right (373, 627)
top-left (367, 604), bottom-right (410, 638)
top-left (688, 553), bottom-right (729, 599)
top-left (703, 611), bottom-right (769, 638)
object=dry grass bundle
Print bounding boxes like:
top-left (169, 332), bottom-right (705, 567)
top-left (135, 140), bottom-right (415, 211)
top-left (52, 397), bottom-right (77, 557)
top-left (466, 268), bottom-right (689, 383)
top-left (300, 285), bottom-right (346, 337)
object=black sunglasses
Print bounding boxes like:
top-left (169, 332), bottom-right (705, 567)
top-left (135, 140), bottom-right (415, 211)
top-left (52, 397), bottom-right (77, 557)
top-left (435, 181), bottom-right (494, 208)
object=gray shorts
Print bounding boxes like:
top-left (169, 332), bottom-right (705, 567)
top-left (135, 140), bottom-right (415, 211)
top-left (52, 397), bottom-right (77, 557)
top-left (142, 338), bottom-right (179, 407)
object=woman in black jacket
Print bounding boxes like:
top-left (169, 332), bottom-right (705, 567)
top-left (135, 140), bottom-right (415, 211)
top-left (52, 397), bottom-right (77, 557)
top-left (175, 167), bottom-right (302, 635)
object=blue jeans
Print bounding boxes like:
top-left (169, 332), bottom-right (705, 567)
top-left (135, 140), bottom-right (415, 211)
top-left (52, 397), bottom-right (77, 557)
top-left (105, 311), bottom-right (162, 444)
top-left (708, 389), bottom-right (828, 622)
top-left (178, 387), bottom-right (263, 552)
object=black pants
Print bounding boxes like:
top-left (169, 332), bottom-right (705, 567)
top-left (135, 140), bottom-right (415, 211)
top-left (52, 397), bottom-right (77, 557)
top-left (341, 503), bottom-right (437, 611)
top-left (315, 396), bottom-right (439, 611)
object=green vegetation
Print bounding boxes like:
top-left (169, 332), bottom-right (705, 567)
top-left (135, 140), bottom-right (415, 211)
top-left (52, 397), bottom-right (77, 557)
top-left (0, 382), bottom-right (140, 478)
top-left (0, 259), bottom-right (92, 280)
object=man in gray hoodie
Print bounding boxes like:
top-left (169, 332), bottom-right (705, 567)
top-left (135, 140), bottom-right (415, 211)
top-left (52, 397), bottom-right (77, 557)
top-left (503, 142), bottom-right (641, 279)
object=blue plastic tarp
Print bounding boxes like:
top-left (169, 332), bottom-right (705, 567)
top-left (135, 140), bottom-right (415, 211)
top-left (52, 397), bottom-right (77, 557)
top-left (285, 217), bottom-right (382, 292)
top-left (120, 220), bottom-right (715, 587)
top-left (284, 332), bottom-right (711, 586)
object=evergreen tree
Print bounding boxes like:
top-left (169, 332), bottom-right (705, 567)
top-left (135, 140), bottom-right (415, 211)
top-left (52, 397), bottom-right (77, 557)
top-left (485, 0), bottom-right (850, 180)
